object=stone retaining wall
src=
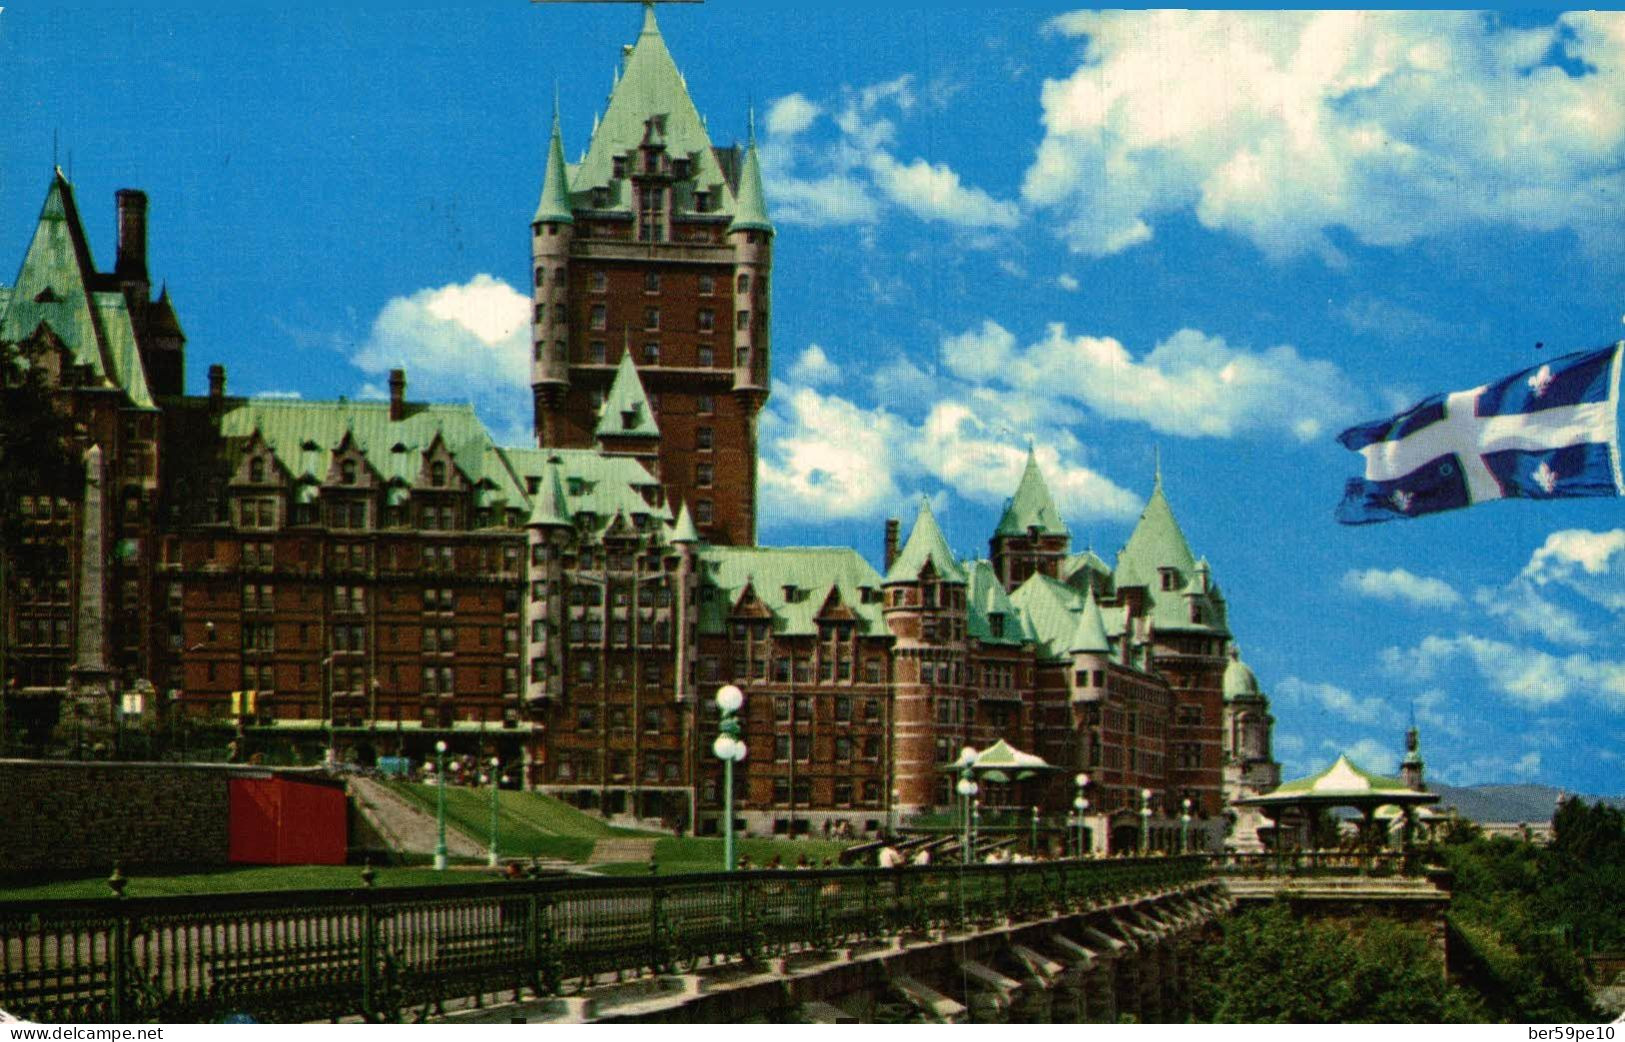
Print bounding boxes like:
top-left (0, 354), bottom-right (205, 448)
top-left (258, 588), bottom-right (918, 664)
top-left (1, 760), bottom-right (264, 875)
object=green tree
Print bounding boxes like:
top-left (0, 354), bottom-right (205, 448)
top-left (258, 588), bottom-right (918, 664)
top-left (1193, 902), bottom-right (1483, 1023)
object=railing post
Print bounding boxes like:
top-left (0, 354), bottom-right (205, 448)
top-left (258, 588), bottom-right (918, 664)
top-left (107, 863), bottom-right (129, 1023)
top-left (360, 863), bottom-right (377, 1021)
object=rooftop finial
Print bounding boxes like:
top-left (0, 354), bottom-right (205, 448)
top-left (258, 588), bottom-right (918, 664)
top-left (748, 101), bottom-right (757, 149)
top-left (1153, 444), bottom-right (1162, 489)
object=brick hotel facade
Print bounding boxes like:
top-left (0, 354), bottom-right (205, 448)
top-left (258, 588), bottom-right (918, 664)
top-left (0, 7), bottom-right (1277, 851)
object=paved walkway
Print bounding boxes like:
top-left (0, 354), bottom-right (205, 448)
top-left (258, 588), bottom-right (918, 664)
top-left (350, 776), bottom-right (485, 858)
top-left (588, 837), bottom-right (659, 864)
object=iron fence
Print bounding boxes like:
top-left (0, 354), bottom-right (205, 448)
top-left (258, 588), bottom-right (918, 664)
top-left (0, 856), bottom-right (1208, 1023)
top-left (1204, 849), bottom-right (1424, 878)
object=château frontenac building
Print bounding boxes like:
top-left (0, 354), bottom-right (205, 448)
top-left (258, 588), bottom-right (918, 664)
top-left (0, 7), bottom-right (1278, 852)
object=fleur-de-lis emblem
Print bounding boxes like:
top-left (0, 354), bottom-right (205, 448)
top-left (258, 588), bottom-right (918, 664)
top-left (1391, 489), bottom-right (1414, 513)
top-left (1532, 460), bottom-right (1558, 494)
top-left (1528, 365), bottom-right (1554, 398)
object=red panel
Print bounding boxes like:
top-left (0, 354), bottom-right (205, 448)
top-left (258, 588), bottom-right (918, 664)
top-left (227, 778), bottom-right (281, 864)
top-left (228, 776), bottom-right (347, 865)
top-left (275, 778), bottom-right (348, 866)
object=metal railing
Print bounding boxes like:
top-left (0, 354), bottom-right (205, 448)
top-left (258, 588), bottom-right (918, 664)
top-left (1204, 849), bottom-right (1425, 878)
top-left (0, 856), bottom-right (1209, 1024)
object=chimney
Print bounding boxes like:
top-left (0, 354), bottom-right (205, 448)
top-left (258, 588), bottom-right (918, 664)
top-left (208, 364), bottom-right (226, 402)
top-left (389, 368), bottom-right (407, 421)
top-left (115, 189), bottom-right (149, 286)
top-left (884, 518), bottom-right (900, 572)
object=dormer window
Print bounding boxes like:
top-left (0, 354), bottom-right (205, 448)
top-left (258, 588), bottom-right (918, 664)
top-left (1160, 567), bottom-right (1177, 591)
top-left (672, 158), bottom-right (690, 180)
top-left (33, 287), bottom-right (59, 303)
top-left (694, 190), bottom-right (710, 213)
top-left (430, 461), bottom-right (446, 487)
top-left (592, 187), bottom-right (609, 209)
top-left (341, 460), bottom-right (358, 485)
top-left (990, 613), bottom-right (1005, 638)
top-left (612, 156), bottom-right (626, 179)
top-left (249, 457), bottom-right (265, 484)
top-left (622, 408), bottom-right (639, 431)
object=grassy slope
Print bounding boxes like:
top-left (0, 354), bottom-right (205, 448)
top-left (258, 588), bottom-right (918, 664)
top-left (0, 865), bottom-right (490, 901)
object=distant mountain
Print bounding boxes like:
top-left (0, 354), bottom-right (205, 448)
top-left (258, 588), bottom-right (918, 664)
top-left (1428, 783), bottom-right (1625, 823)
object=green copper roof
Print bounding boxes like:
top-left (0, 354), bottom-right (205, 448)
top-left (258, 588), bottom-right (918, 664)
top-left (696, 546), bottom-right (887, 637)
top-left (1271, 755), bottom-right (1417, 797)
top-left (571, 5), bottom-right (737, 218)
top-left (966, 559), bottom-right (1032, 646)
top-left (1114, 475), bottom-right (1195, 588)
top-left (1, 172), bottom-right (155, 409)
top-left (218, 398), bottom-right (526, 508)
top-left (534, 109), bottom-right (575, 225)
top-left (885, 499), bottom-right (965, 583)
top-left (503, 446), bottom-right (673, 538)
top-left (1222, 651), bottom-right (1262, 701)
top-left (595, 351), bottom-right (660, 439)
top-left (526, 459), bottom-right (572, 528)
top-left (1069, 586), bottom-right (1112, 654)
top-left (728, 138), bottom-right (773, 234)
top-left (1113, 475), bottom-right (1229, 635)
top-left (995, 448), bottom-right (1068, 538)
top-left (668, 502), bottom-right (699, 544)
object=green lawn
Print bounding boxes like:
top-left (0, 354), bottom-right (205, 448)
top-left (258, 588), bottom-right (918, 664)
top-left (0, 864), bottom-right (496, 902)
top-left (383, 782), bottom-right (656, 862)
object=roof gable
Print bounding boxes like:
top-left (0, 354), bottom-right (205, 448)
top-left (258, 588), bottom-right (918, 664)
top-left (995, 448), bottom-right (1069, 538)
top-left (596, 351), bottom-right (660, 439)
top-left (698, 546), bottom-right (886, 637)
top-left (885, 500), bottom-right (965, 583)
top-left (570, 6), bottom-right (736, 218)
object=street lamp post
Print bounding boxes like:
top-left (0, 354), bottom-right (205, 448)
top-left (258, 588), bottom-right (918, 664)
top-left (433, 740), bottom-right (449, 871)
top-left (1030, 805), bottom-right (1039, 856)
top-left (1073, 772), bottom-right (1090, 858)
top-left (487, 756), bottom-right (502, 869)
top-left (954, 746), bottom-right (978, 863)
top-left (972, 798), bottom-right (981, 855)
top-left (889, 787), bottom-right (900, 838)
top-left (1180, 797), bottom-right (1193, 855)
top-left (712, 684), bottom-right (747, 871)
top-left (1139, 788), bottom-right (1153, 855)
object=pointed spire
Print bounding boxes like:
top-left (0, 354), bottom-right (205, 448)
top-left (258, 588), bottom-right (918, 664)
top-left (1114, 472), bottom-right (1197, 589)
top-left (595, 351), bottom-right (661, 440)
top-left (729, 105), bottom-right (774, 235)
top-left (885, 498), bottom-right (965, 583)
top-left (995, 445), bottom-right (1069, 538)
top-left (1069, 586), bottom-right (1112, 655)
top-left (670, 502), bottom-right (699, 544)
top-left (640, 0), bottom-right (660, 37)
top-left (528, 460), bottom-right (572, 529)
top-left (534, 105), bottom-right (574, 225)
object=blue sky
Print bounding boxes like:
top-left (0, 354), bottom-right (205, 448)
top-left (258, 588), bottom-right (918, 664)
top-left (5, 4), bottom-right (1625, 795)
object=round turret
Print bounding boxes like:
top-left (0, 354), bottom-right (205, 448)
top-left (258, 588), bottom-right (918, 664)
top-left (1222, 649), bottom-right (1261, 701)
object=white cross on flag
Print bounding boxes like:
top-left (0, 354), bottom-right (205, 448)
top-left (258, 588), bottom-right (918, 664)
top-left (1337, 343), bottom-right (1624, 524)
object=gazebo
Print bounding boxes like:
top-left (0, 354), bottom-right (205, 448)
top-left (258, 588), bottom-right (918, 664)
top-left (1237, 754), bottom-right (1439, 858)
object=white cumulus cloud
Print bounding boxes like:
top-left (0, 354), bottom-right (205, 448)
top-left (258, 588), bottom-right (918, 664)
top-left (941, 320), bottom-right (1361, 442)
top-left (1024, 11), bottom-right (1625, 259)
top-left (788, 344), bottom-right (843, 387)
top-left (1055, 273), bottom-right (1080, 292)
top-left (760, 78), bottom-right (1020, 231)
top-left (1342, 567), bottom-right (1462, 608)
top-left (1278, 676), bottom-right (1395, 726)
top-left (352, 273), bottom-right (530, 443)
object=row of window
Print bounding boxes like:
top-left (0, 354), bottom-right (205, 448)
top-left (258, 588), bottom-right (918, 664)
top-left (245, 457), bottom-right (454, 489)
top-left (205, 663), bottom-right (520, 696)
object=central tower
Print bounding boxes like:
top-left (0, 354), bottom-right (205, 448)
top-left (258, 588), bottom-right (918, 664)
top-left (530, 5), bottom-right (772, 547)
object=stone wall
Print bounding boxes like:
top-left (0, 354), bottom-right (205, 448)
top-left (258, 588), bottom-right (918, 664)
top-left (0, 761), bottom-right (241, 875)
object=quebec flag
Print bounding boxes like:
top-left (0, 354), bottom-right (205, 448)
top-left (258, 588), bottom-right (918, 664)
top-left (1337, 343), bottom-right (1624, 524)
